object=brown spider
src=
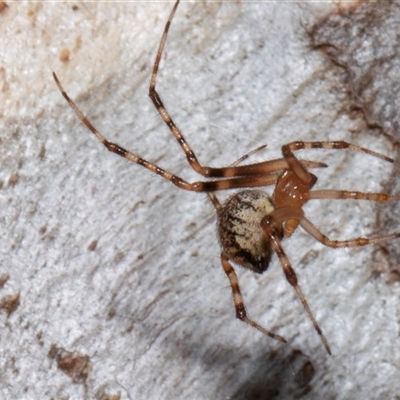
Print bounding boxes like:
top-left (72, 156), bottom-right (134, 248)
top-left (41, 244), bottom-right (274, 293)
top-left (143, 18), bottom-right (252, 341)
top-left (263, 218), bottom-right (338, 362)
top-left (53, 0), bottom-right (400, 355)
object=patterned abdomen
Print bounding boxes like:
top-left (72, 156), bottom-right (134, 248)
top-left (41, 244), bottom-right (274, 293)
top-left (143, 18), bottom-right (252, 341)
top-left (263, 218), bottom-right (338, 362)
top-left (218, 190), bottom-right (283, 273)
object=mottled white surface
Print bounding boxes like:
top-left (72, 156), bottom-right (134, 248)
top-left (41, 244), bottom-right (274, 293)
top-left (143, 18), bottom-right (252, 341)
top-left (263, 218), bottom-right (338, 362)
top-left (0, 1), bottom-right (399, 399)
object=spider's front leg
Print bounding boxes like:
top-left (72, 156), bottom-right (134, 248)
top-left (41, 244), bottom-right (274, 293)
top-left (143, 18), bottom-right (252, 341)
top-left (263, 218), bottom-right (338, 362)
top-left (148, 0), bottom-right (209, 177)
top-left (281, 140), bottom-right (395, 184)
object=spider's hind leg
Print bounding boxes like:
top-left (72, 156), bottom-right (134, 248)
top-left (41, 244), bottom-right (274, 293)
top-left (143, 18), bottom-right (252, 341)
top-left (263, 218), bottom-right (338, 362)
top-left (261, 215), bottom-right (332, 355)
top-left (220, 253), bottom-right (287, 345)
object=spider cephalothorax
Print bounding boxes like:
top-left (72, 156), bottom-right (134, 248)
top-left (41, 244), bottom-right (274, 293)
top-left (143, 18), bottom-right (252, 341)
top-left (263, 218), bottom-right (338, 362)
top-left (54, 0), bottom-right (400, 355)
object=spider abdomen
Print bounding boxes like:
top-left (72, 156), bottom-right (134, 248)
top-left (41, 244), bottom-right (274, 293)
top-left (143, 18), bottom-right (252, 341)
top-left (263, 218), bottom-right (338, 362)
top-left (218, 190), bottom-right (283, 274)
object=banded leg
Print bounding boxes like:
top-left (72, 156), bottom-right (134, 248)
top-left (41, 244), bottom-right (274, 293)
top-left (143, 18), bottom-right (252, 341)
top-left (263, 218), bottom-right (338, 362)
top-left (260, 220), bottom-right (331, 355)
top-left (309, 190), bottom-right (400, 202)
top-left (54, 72), bottom-right (334, 193)
top-left (282, 140), bottom-right (395, 184)
top-left (53, 72), bottom-right (290, 192)
top-left (221, 253), bottom-right (287, 344)
top-left (203, 158), bottom-right (327, 179)
top-left (149, 0), bottom-right (208, 176)
top-left (261, 203), bottom-right (400, 248)
top-left (207, 146), bottom-right (278, 214)
top-left (53, 73), bottom-right (329, 191)
top-left (230, 144), bottom-right (267, 166)
top-left (300, 217), bottom-right (400, 248)
top-left (207, 145), bottom-right (272, 213)
top-left (205, 148), bottom-right (323, 213)
top-left (148, 1), bottom-right (328, 179)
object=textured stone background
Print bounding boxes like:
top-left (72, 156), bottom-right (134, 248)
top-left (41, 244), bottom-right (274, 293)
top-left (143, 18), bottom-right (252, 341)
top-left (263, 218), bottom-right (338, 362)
top-left (0, 1), bottom-right (399, 399)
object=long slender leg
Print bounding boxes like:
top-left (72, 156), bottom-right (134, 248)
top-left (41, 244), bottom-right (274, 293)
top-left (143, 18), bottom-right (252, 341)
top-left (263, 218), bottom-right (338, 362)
top-left (231, 144), bottom-right (267, 166)
top-left (53, 73), bottom-right (196, 190)
top-left (207, 193), bottom-right (222, 214)
top-left (54, 72), bottom-right (328, 192)
top-left (220, 253), bottom-right (287, 344)
top-left (53, 77), bottom-right (328, 190)
top-left (148, 0), bottom-right (210, 176)
top-left (300, 217), bottom-right (400, 248)
top-left (206, 150), bottom-right (318, 214)
top-left (282, 140), bottom-right (394, 184)
top-left (207, 146), bottom-right (280, 215)
top-left (261, 204), bottom-right (400, 247)
top-left (207, 146), bottom-right (274, 213)
top-left (53, 0), bottom-right (329, 186)
top-left (260, 222), bottom-right (332, 354)
top-left (203, 158), bottom-right (327, 178)
top-left (173, 158), bottom-right (326, 179)
top-left (309, 190), bottom-right (400, 202)
top-left (147, 2), bottom-right (328, 179)
top-left (53, 73), bottom-right (287, 192)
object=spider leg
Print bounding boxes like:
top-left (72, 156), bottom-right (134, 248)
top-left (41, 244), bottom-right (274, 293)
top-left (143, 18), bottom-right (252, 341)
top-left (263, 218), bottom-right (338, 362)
top-left (282, 140), bottom-right (394, 184)
top-left (53, 79), bottom-right (326, 190)
top-left (55, 0), bottom-right (329, 186)
top-left (149, 0), bottom-right (209, 176)
top-left (260, 217), bottom-right (332, 355)
top-left (207, 145), bottom-right (280, 213)
top-left (309, 190), bottom-right (400, 202)
top-left (203, 158), bottom-right (327, 179)
top-left (220, 253), bottom-right (287, 344)
top-left (207, 193), bottom-right (222, 214)
top-left (231, 144), bottom-right (268, 166)
top-left (221, 140), bottom-right (327, 178)
top-left (207, 147), bottom-right (279, 213)
top-left (53, 72), bottom-right (290, 192)
top-left (53, 73), bottom-right (195, 191)
top-left (53, 76), bottom-right (327, 192)
top-left (148, 1), bottom-right (330, 180)
top-left (300, 216), bottom-right (400, 248)
top-left (206, 147), bottom-right (324, 213)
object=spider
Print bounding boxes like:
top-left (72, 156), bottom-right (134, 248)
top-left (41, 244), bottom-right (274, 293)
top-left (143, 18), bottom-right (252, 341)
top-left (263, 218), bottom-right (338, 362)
top-left (53, 0), bottom-right (400, 355)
